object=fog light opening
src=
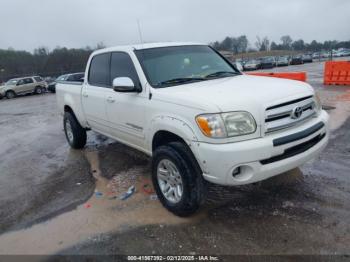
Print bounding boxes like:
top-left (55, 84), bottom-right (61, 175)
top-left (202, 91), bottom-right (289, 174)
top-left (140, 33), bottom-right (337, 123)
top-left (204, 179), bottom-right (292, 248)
top-left (232, 166), bottom-right (241, 177)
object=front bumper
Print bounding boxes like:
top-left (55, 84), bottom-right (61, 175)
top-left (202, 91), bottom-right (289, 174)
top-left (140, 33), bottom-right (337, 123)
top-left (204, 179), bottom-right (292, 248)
top-left (192, 110), bottom-right (329, 186)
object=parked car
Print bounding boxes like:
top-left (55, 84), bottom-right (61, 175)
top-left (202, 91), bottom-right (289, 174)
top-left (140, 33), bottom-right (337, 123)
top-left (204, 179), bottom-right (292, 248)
top-left (276, 56), bottom-right (289, 66)
top-left (312, 53), bottom-right (320, 59)
top-left (302, 54), bottom-right (313, 63)
top-left (320, 52), bottom-right (330, 58)
top-left (338, 50), bottom-right (350, 57)
top-left (48, 72), bottom-right (84, 93)
top-left (0, 76), bottom-right (47, 99)
top-left (56, 42), bottom-right (329, 216)
top-left (260, 57), bottom-right (275, 69)
top-left (243, 59), bottom-right (261, 71)
top-left (290, 55), bottom-right (304, 65)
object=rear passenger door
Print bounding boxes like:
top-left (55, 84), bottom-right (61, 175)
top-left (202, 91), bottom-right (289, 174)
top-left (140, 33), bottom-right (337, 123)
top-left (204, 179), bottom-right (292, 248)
top-left (81, 53), bottom-right (111, 134)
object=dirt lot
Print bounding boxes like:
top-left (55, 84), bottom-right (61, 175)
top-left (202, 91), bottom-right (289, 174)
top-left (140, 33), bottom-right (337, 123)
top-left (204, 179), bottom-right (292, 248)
top-left (0, 60), bottom-right (349, 259)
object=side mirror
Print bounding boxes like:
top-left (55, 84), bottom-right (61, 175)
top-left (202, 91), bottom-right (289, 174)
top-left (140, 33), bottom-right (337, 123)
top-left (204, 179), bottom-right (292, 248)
top-left (112, 77), bottom-right (139, 93)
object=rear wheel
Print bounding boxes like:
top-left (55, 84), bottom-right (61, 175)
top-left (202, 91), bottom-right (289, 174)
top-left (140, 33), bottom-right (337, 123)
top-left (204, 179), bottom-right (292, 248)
top-left (6, 91), bottom-right (16, 99)
top-left (152, 141), bottom-right (206, 216)
top-left (63, 112), bottom-right (87, 149)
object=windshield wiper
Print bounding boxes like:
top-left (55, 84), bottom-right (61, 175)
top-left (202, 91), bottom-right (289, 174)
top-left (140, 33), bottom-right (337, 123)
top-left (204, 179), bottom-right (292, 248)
top-left (205, 71), bottom-right (239, 79)
top-left (156, 77), bottom-right (205, 88)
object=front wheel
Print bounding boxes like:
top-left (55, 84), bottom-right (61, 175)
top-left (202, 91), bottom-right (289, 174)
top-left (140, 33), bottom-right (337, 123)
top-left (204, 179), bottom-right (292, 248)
top-left (63, 112), bottom-right (87, 149)
top-left (6, 91), bottom-right (16, 99)
top-left (152, 142), bottom-right (206, 217)
top-left (35, 87), bottom-right (43, 94)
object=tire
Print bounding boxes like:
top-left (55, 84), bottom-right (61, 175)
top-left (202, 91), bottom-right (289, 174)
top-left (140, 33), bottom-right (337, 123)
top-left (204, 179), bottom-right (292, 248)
top-left (6, 90), bottom-right (16, 99)
top-left (63, 111), bottom-right (87, 149)
top-left (152, 141), bottom-right (206, 216)
top-left (35, 86), bottom-right (43, 94)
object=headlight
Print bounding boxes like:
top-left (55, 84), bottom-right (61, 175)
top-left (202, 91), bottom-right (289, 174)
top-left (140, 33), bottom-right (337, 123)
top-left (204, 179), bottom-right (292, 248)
top-left (314, 93), bottom-right (322, 112)
top-left (196, 111), bottom-right (256, 138)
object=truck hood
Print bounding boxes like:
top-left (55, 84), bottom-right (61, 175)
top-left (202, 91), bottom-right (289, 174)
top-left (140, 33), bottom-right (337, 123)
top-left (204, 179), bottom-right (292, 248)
top-left (153, 75), bottom-right (314, 121)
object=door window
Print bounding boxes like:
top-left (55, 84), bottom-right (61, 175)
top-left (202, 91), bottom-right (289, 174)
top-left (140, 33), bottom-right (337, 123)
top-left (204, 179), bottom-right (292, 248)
top-left (110, 52), bottom-right (140, 88)
top-left (88, 53), bottom-right (110, 87)
top-left (24, 78), bottom-right (34, 84)
top-left (17, 79), bottom-right (25, 85)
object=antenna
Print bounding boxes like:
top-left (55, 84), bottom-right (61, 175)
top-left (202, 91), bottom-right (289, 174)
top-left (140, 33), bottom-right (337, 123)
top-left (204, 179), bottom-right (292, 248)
top-left (137, 19), bottom-right (144, 46)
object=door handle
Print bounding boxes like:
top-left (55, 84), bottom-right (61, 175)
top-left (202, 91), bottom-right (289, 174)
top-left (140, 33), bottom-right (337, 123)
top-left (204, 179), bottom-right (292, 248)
top-left (106, 97), bottom-right (116, 103)
top-left (82, 92), bottom-right (88, 98)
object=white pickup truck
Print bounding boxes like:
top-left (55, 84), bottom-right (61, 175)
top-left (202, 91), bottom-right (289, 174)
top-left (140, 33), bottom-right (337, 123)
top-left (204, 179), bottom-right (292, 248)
top-left (56, 42), bottom-right (329, 216)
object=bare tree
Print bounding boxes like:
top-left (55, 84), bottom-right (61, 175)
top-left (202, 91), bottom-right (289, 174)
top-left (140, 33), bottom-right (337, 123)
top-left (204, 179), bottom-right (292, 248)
top-left (280, 35), bottom-right (293, 50)
top-left (255, 36), bottom-right (263, 50)
top-left (255, 36), bottom-right (270, 51)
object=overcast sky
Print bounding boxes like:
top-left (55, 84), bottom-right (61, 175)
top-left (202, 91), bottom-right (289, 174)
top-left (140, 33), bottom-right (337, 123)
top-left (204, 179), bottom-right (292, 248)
top-left (1, 0), bottom-right (349, 52)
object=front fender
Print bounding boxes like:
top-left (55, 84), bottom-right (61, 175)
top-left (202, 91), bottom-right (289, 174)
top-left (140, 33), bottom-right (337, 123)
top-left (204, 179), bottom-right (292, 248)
top-left (1, 87), bottom-right (12, 95)
top-left (147, 115), bottom-right (199, 149)
top-left (146, 115), bottom-right (207, 172)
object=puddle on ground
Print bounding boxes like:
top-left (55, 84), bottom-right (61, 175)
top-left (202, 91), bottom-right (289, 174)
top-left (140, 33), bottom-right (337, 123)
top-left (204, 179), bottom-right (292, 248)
top-left (0, 147), bottom-right (204, 255)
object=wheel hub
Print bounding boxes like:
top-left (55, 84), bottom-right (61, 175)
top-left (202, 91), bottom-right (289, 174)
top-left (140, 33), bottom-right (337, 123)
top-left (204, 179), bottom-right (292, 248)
top-left (65, 120), bottom-right (74, 143)
top-left (157, 159), bottom-right (183, 203)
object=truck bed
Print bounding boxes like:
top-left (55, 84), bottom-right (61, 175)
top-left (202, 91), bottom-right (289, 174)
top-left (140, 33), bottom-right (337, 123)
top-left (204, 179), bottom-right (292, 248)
top-left (55, 81), bottom-right (86, 126)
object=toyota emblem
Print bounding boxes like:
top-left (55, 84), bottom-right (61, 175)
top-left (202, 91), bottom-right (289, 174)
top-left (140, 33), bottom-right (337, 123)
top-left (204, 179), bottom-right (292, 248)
top-left (291, 106), bottom-right (303, 119)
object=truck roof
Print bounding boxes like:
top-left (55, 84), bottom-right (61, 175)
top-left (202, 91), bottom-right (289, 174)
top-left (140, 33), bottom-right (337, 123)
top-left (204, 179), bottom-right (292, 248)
top-left (92, 42), bottom-right (205, 55)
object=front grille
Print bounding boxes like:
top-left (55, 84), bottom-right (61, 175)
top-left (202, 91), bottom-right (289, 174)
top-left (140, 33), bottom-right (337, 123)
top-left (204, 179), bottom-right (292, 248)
top-left (260, 133), bottom-right (326, 165)
top-left (265, 96), bottom-right (316, 133)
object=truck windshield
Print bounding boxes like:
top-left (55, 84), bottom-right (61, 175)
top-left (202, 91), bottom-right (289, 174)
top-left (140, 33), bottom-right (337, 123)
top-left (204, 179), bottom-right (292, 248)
top-left (135, 45), bottom-right (240, 88)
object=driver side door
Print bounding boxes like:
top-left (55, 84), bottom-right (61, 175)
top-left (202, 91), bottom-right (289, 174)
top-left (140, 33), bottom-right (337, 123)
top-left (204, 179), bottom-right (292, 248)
top-left (14, 79), bottom-right (26, 94)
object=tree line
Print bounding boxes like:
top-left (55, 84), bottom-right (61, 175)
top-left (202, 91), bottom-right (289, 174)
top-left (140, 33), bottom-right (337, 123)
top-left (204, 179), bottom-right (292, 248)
top-left (0, 42), bottom-right (105, 82)
top-left (211, 35), bottom-right (350, 53)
